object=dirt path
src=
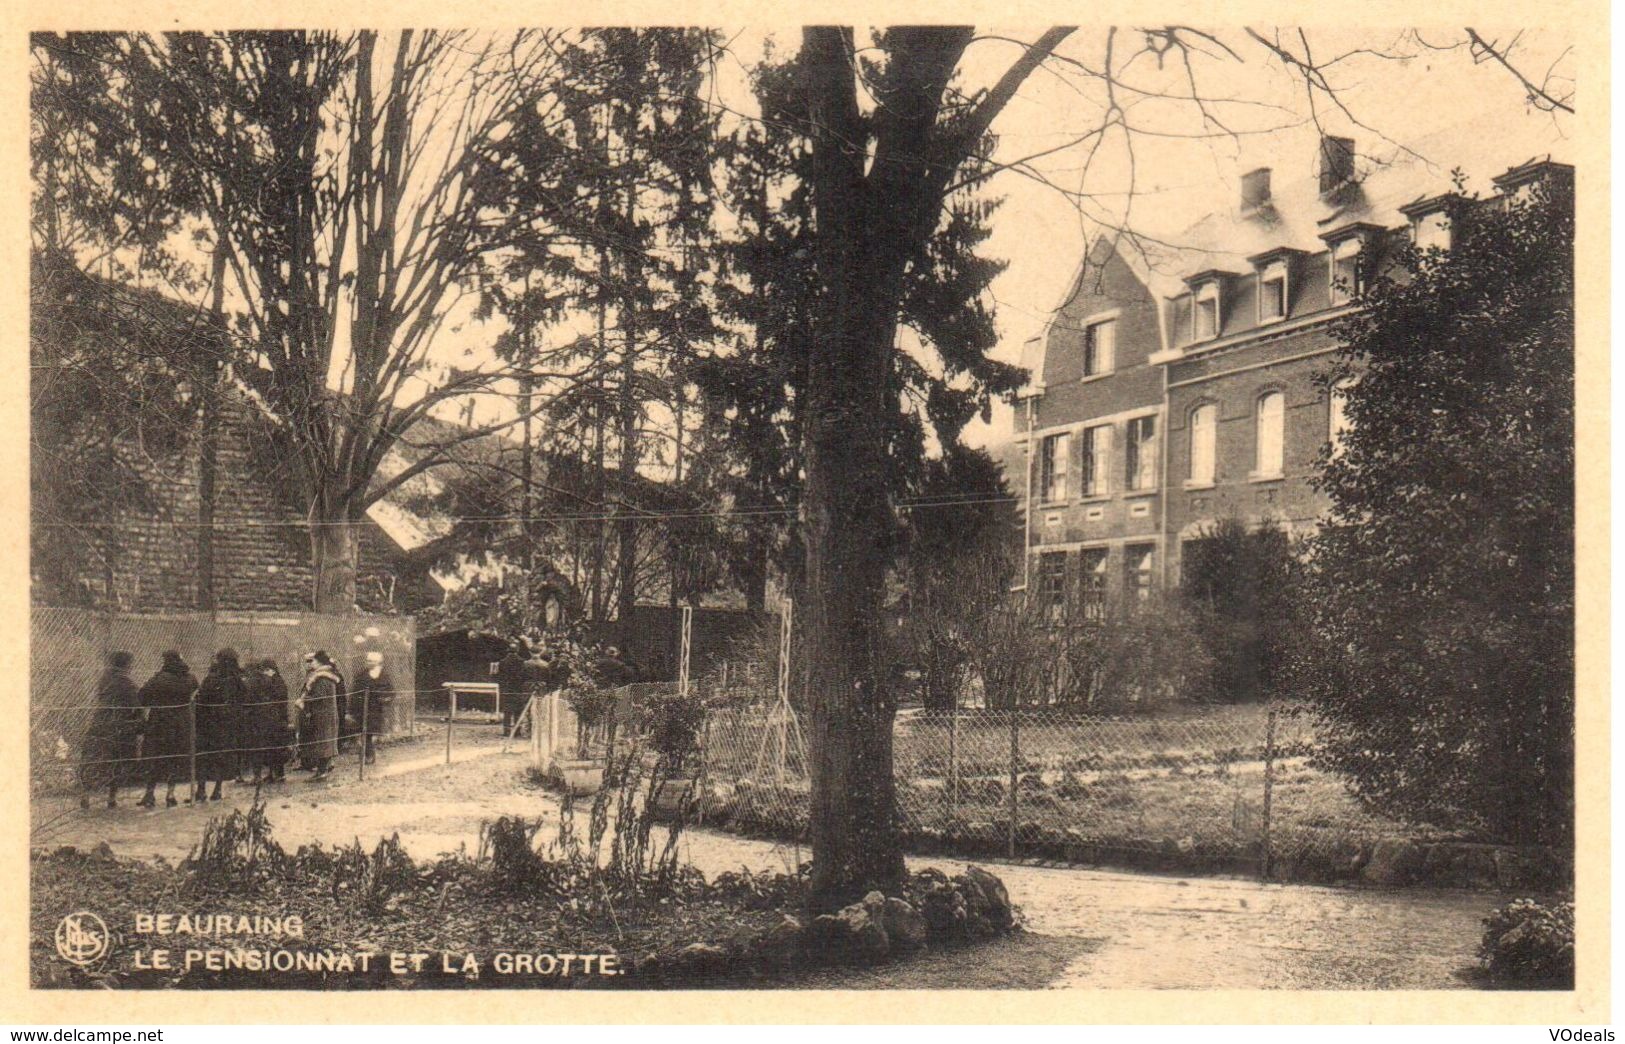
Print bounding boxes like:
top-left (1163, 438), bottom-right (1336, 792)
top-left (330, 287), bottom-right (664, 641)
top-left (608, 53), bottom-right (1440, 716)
top-left (35, 741), bottom-right (1501, 990)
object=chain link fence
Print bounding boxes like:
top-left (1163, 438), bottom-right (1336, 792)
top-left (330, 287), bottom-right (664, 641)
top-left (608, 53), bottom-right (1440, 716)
top-left (686, 696), bottom-right (1440, 882)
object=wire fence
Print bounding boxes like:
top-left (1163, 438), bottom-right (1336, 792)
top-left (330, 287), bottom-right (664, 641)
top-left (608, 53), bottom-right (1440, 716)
top-left (682, 695), bottom-right (1443, 882)
top-left (30, 607), bottom-right (417, 805)
top-left (37, 602), bottom-right (1450, 886)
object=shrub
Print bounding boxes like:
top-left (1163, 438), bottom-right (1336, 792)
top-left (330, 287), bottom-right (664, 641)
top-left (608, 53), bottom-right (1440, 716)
top-left (1181, 517), bottom-right (1304, 703)
top-left (479, 816), bottom-right (554, 896)
top-left (329, 834), bottom-right (417, 916)
top-left (1073, 595), bottom-right (1217, 708)
top-left (564, 684), bottom-right (614, 755)
top-left (1478, 898), bottom-right (1574, 988)
top-left (182, 800), bottom-right (287, 894)
top-left (973, 591), bottom-right (1214, 709)
top-left (643, 689), bottom-right (707, 770)
top-left (1294, 183), bottom-right (1574, 847)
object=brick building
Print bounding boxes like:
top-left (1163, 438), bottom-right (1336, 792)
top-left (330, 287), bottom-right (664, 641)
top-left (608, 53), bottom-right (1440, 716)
top-left (1011, 131), bottom-right (1572, 611)
top-left (32, 260), bottom-right (459, 615)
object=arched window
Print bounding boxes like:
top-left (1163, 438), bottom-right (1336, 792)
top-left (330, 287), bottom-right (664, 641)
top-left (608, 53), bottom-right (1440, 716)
top-left (1255, 391), bottom-right (1284, 477)
top-left (1329, 378), bottom-right (1356, 455)
top-left (1188, 403), bottom-right (1217, 486)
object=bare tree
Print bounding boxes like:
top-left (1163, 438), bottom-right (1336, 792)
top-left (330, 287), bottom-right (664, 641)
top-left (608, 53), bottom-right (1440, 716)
top-left (35, 31), bottom-right (573, 612)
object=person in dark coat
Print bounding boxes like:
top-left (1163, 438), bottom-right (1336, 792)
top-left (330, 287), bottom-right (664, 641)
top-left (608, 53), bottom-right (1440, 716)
top-left (592, 645), bottom-right (633, 689)
top-left (136, 650), bottom-right (197, 808)
top-left (193, 649), bottom-right (245, 802)
top-left (243, 657), bottom-right (291, 784)
top-left (79, 651), bottom-right (141, 809)
top-left (496, 639), bottom-right (532, 735)
top-left (355, 651), bottom-right (395, 764)
top-left (297, 650), bottom-right (341, 778)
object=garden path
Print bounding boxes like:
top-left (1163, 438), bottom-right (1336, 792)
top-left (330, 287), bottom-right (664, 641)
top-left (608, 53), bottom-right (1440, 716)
top-left (37, 737), bottom-right (1501, 990)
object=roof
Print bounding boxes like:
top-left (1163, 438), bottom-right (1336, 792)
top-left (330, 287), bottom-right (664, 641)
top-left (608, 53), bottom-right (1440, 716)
top-left (1157, 113), bottom-right (1570, 286)
top-left (1011, 113), bottom-right (1571, 385)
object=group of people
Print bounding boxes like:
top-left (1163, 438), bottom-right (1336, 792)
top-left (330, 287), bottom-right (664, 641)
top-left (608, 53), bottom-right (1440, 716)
top-left (491, 636), bottom-right (648, 734)
top-left (494, 637), bottom-right (570, 735)
top-left (77, 646), bottom-right (397, 811)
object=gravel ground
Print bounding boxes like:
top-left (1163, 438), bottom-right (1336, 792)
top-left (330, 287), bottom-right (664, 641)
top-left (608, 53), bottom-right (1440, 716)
top-left (33, 737), bottom-right (1504, 990)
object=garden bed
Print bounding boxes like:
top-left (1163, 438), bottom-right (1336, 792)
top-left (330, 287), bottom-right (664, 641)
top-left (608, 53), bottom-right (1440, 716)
top-left (32, 803), bottom-right (1020, 990)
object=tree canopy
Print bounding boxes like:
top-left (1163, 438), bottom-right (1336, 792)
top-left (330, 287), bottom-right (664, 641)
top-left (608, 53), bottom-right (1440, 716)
top-left (1298, 179), bottom-right (1574, 847)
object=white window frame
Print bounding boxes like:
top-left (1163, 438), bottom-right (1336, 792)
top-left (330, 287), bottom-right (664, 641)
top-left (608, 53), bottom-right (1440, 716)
top-left (1186, 402), bottom-right (1217, 489)
top-left (1125, 415), bottom-right (1157, 492)
top-left (1329, 237), bottom-right (1362, 305)
top-left (1192, 282), bottom-right (1221, 341)
top-left (1038, 432), bottom-right (1070, 504)
top-left (1079, 547), bottom-right (1109, 621)
top-left (1081, 424), bottom-right (1113, 498)
top-left (1083, 318), bottom-right (1116, 377)
top-left (1038, 551), bottom-right (1069, 624)
top-left (1257, 260), bottom-right (1288, 323)
top-left (1411, 210), bottom-right (1452, 252)
top-left (1125, 544), bottom-right (1156, 603)
top-left (1252, 390), bottom-right (1285, 480)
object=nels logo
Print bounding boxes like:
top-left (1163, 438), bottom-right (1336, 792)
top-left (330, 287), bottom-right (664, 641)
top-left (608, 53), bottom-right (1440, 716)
top-left (54, 911), bottom-right (109, 967)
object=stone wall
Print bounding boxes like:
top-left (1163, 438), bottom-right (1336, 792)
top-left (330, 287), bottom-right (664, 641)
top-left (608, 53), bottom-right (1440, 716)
top-left (66, 395), bottom-right (406, 613)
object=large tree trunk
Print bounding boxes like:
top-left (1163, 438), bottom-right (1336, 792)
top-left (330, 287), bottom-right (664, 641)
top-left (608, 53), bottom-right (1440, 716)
top-left (800, 27), bottom-right (909, 909)
top-left (803, 406), bottom-right (904, 907)
top-left (310, 516), bottom-right (360, 614)
top-left (796, 26), bottom-right (1071, 910)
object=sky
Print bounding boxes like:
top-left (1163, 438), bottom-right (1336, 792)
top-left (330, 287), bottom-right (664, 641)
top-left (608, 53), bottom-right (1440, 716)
top-left (937, 26), bottom-right (1575, 449)
top-left (84, 27), bottom-right (1576, 464)
top-left (530, 26), bottom-right (1576, 456)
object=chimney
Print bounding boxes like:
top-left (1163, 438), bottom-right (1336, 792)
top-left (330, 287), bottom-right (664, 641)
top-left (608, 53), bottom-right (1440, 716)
top-left (1241, 167), bottom-right (1272, 211)
top-left (1319, 136), bottom-right (1355, 195)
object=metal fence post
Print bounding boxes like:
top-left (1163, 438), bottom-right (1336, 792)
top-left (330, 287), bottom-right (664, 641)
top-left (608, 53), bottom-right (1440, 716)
top-left (1008, 707), bottom-right (1019, 859)
top-left (359, 684), bottom-right (368, 782)
top-left (188, 689), bottom-right (199, 803)
top-left (445, 685), bottom-right (456, 766)
top-left (948, 697), bottom-right (959, 818)
top-left (1262, 705), bottom-right (1276, 881)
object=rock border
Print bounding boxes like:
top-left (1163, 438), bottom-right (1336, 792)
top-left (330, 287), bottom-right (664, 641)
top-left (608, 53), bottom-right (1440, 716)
top-left (634, 865), bottom-right (1020, 986)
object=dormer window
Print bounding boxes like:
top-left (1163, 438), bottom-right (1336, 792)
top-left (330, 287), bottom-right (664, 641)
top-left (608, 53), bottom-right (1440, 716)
top-left (1492, 158), bottom-right (1574, 206)
top-left (1320, 224), bottom-right (1382, 307)
top-left (1182, 269), bottom-right (1239, 345)
top-left (1412, 211), bottom-right (1451, 252)
top-left (1194, 283), bottom-right (1219, 340)
top-left (1258, 261), bottom-right (1287, 322)
top-left (1328, 238), bottom-right (1361, 306)
top-left (1246, 248), bottom-right (1304, 325)
top-left (1401, 194), bottom-right (1462, 253)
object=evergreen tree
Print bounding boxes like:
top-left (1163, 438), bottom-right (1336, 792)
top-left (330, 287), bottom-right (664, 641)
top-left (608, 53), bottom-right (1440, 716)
top-left (700, 48), bottom-right (1023, 616)
top-left (470, 28), bottom-right (723, 621)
